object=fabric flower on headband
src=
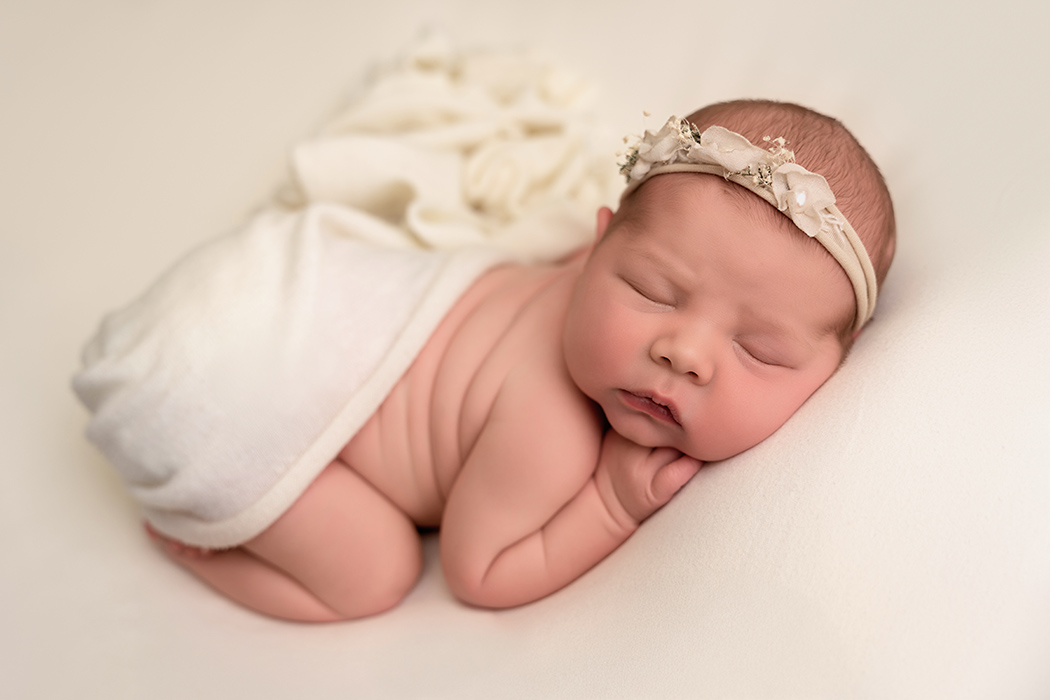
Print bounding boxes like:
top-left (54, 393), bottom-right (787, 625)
top-left (621, 119), bottom-right (826, 231)
top-left (770, 164), bottom-right (839, 240)
top-left (618, 115), bottom-right (878, 331)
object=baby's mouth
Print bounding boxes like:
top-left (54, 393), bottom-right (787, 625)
top-left (620, 390), bottom-right (681, 426)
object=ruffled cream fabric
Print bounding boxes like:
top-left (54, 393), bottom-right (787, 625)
top-left (287, 33), bottom-right (616, 259)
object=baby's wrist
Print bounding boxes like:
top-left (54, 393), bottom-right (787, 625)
top-left (593, 469), bottom-right (640, 536)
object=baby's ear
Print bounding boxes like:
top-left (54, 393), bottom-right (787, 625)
top-left (595, 206), bottom-right (615, 241)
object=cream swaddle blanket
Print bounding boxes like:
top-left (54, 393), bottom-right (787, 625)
top-left (73, 36), bottom-right (617, 548)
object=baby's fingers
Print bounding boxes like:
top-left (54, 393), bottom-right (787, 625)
top-left (649, 455), bottom-right (702, 507)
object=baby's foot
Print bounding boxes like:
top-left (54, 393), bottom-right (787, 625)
top-left (144, 522), bottom-right (214, 559)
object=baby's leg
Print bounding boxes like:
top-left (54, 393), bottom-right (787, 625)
top-left (150, 459), bottom-right (423, 622)
top-left (148, 526), bottom-right (346, 622)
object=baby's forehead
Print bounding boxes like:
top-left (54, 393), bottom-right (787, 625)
top-left (621, 173), bottom-right (799, 239)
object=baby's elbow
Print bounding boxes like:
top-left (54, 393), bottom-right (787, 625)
top-left (450, 580), bottom-right (524, 610)
top-left (441, 552), bottom-right (521, 609)
top-left (442, 557), bottom-right (495, 608)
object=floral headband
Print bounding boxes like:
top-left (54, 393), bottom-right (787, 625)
top-left (619, 116), bottom-right (877, 331)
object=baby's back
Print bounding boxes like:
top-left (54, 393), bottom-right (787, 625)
top-left (340, 256), bottom-right (592, 526)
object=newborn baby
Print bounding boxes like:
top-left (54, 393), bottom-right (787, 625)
top-left (74, 98), bottom-right (895, 622)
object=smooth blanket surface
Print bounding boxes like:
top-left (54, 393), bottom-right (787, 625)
top-left (7, 2), bottom-right (1050, 699)
top-left (73, 209), bottom-right (503, 547)
top-left (71, 35), bottom-right (615, 547)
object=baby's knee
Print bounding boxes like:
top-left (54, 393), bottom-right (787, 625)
top-left (368, 551), bottom-right (423, 615)
top-left (329, 538), bottom-right (423, 619)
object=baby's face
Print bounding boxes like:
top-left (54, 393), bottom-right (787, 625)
top-left (563, 174), bottom-right (854, 461)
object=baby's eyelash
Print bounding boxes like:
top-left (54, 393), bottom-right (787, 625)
top-left (736, 342), bottom-right (781, 367)
top-left (625, 279), bottom-right (672, 307)
top-left (626, 280), bottom-right (654, 299)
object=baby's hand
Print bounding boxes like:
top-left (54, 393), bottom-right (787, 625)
top-left (594, 430), bottom-right (702, 531)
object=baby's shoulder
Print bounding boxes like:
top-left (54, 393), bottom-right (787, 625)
top-left (481, 274), bottom-right (603, 462)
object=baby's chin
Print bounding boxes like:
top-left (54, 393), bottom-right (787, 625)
top-left (683, 414), bottom-right (797, 462)
top-left (696, 433), bottom-right (783, 463)
top-left (602, 414), bottom-right (695, 459)
top-left (599, 399), bottom-right (766, 462)
top-left (647, 430), bottom-right (757, 464)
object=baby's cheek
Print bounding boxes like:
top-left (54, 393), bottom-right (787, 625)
top-left (576, 317), bottom-right (612, 363)
top-left (565, 329), bottom-right (604, 393)
top-left (703, 389), bottom-right (781, 459)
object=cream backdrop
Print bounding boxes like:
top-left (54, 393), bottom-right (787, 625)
top-left (3, 1), bottom-right (1049, 698)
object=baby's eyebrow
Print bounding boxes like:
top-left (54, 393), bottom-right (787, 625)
top-left (621, 237), bottom-right (669, 264)
top-left (742, 311), bottom-right (822, 350)
top-left (622, 241), bottom-right (689, 281)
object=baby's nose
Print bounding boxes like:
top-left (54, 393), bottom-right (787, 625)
top-left (651, 331), bottom-right (714, 384)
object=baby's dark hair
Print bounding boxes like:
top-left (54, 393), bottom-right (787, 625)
top-left (685, 99), bottom-right (896, 288)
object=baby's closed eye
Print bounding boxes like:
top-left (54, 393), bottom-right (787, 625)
top-left (734, 335), bottom-right (806, 369)
top-left (621, 276), bottom-right (674, 308)
top-left (733, 339), bottom-right (790, 368)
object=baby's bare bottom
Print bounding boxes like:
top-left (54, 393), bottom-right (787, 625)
top-left (149, 459), bottom-right (423, 622)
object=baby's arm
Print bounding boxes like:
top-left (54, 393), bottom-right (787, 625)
top-left (440, 369), bottom-right (701, 609)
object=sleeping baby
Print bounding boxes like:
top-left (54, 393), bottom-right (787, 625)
top-left (73, 98), bottom-right (895, 622)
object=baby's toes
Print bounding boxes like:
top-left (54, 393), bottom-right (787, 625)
top-left (144, 522), bottom-right (213, 558)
